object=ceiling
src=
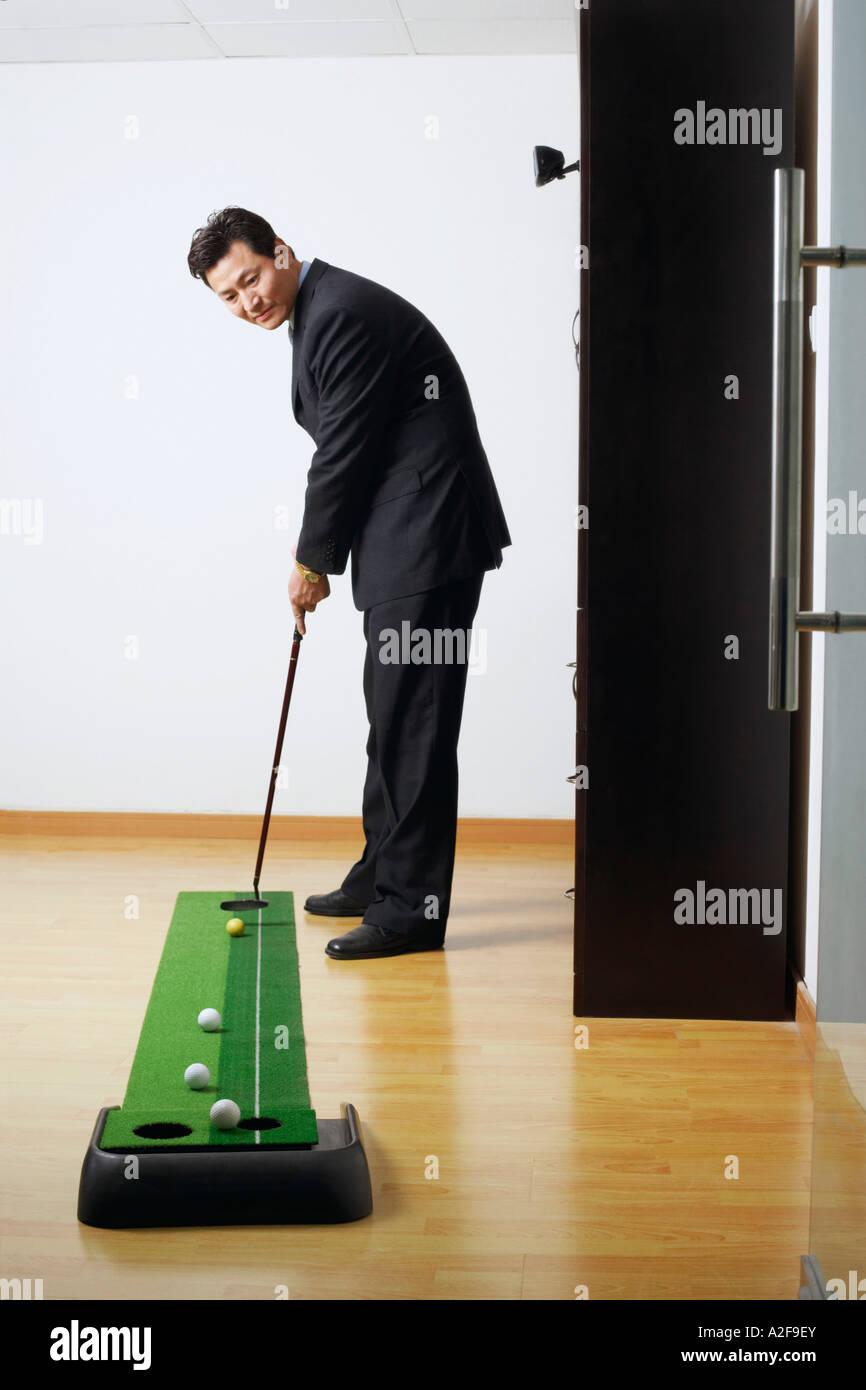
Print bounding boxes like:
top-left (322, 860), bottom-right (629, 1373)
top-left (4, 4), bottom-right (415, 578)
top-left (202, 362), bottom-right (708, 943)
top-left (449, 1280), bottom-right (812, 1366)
top-left (0, 1), bottom-right (578, 64)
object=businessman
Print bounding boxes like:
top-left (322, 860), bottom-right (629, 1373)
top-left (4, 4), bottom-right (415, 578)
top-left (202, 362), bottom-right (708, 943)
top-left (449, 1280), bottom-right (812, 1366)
top-left (187, 207), bottom-right (511, 960)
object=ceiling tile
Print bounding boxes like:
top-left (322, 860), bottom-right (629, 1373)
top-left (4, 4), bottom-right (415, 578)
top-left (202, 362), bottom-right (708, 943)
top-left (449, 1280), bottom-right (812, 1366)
top-left (407, 19), bottom-right (575, 53)
top-left (0, 0), bottom-right (190, 27)
top-left (204, 21), bottom-right (413, 57)
top-left (0, 24), bottom-right (217, 63)
top-left (185, 0), bottom-right (401, 21)
top-left (400, 1), bottom-right (574, 17)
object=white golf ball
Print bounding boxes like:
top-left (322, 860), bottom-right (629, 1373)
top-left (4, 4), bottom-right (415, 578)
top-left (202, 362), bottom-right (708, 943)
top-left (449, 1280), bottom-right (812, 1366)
top-left (210, 1098), bottom-right (241, 1130)
top-left (184, 1063), bottom-right (210, 1090)
top-left (197, 1008), bottom-right (221, 1032)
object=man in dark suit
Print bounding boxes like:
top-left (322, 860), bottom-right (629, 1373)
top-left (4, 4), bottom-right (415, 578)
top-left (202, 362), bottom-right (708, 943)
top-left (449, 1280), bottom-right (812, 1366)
top-left (188, 207), bottom-right (511, 960)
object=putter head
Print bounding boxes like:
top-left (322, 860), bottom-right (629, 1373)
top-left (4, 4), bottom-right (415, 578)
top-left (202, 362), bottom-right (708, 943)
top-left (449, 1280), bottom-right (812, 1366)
top-left (220, 897), bottom-right (269, 911)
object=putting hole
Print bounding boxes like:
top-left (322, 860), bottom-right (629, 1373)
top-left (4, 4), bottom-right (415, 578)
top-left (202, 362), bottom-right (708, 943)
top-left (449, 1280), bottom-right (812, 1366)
top-left (133, 1122), bottom-right (193, 1139)
top-left (237, 1116), bottom-right (282, 1131)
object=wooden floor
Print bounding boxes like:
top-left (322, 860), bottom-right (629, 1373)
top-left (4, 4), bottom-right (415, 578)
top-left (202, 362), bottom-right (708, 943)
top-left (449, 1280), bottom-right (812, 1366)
top-left (0, 828), bottom-right (815, 1301)
top-left (809, 1023), bottom-right (866, 1295)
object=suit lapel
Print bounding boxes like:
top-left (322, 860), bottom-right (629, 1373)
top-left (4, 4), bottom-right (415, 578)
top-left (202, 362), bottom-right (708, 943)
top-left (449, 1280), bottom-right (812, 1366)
top-left (290, 258), bottom-right (329, 422)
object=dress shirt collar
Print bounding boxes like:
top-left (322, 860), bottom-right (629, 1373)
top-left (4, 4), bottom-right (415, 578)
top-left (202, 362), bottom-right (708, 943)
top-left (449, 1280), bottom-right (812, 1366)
top-left (288, 259), bottom-right (311, 339)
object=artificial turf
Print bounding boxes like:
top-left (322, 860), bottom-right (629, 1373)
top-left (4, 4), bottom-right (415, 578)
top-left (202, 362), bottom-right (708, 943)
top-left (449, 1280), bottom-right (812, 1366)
top-left (99, 891), bottom-right (318, 1150)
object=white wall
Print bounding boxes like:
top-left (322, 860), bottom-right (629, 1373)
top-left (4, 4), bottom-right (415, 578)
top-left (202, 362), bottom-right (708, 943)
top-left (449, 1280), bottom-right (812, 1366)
top-left (0, 54), bottom-right (579, 818)
top-left (808, 0), bottom-right (866, 1018)
top-left (803, 0), bottom-right (834, 1002)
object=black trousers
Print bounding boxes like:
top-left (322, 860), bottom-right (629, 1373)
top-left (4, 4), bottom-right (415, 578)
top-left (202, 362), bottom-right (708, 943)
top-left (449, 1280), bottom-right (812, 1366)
top-left (341, 572), bottom-right (485, 939)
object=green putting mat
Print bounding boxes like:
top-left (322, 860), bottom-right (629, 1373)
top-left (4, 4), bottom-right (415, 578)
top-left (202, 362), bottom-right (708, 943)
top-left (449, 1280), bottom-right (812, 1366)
top-left (100, 891), bottom-right (318, 1150)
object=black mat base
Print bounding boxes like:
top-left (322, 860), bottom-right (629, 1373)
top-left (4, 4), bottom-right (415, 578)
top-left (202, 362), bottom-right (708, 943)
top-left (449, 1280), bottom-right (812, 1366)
top-left (77, 1104), bottom-right (373, 1228)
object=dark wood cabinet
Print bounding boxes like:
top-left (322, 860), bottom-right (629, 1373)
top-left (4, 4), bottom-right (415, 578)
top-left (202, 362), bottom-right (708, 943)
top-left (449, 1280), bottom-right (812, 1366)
top-left (574, 0), bottom-right (795, 1019)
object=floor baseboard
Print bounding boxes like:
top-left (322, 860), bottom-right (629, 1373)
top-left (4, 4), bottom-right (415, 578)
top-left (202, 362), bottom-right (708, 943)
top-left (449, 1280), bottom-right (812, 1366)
top-left (0, 809), bottom-right (573, 848)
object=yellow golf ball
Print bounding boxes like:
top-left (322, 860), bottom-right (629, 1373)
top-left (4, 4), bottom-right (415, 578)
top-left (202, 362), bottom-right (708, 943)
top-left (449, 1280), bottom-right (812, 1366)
top-left (226, 917), bottom-right (245, 937)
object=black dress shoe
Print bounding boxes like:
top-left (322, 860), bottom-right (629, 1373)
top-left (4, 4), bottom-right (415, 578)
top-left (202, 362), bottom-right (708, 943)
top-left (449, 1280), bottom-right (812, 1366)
top-left (325, 923), bottom-right (444, 960)
top-left (303, 888), bottom-right (371, 917)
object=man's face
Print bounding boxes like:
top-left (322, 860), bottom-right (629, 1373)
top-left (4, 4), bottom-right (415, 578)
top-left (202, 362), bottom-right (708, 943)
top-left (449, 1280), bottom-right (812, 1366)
top-left (206, 239), bottom-right (299, 329)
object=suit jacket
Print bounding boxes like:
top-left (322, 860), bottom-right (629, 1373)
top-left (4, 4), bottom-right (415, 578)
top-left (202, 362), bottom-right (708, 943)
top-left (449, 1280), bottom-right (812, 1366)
top-left (291, 259), bottom-right (512, 611)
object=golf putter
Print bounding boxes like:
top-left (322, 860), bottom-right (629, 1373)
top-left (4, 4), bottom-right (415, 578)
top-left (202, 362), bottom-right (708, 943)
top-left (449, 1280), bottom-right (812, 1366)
top-left (221, 624), bottom-right (305, 912)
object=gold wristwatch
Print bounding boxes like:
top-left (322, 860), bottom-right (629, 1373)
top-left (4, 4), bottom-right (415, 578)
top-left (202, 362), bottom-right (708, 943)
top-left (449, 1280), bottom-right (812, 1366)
top-left (296, 560), bottom-right (322, 583)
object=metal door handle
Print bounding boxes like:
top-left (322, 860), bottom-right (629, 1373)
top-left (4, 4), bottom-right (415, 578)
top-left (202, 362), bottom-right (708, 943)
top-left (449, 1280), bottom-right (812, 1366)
top-left (768, 168), bottom-right (866, 712)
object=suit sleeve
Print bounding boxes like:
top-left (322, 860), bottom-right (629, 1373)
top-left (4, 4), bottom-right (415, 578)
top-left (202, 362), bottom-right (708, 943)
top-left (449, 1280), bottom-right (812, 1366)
top-left (295, 307), bottom-right (394, 576)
